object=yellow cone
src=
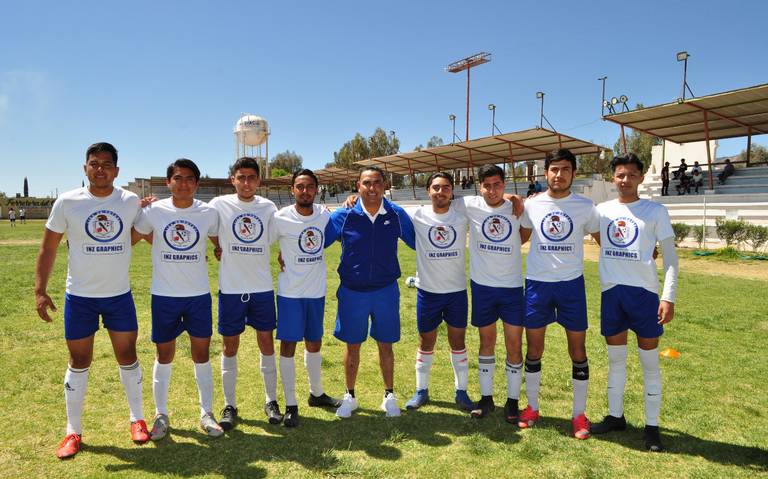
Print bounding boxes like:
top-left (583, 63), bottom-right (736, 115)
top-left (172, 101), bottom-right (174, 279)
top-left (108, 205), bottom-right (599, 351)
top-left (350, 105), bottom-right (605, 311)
top-left (659, 348), bottom-right (681, 359)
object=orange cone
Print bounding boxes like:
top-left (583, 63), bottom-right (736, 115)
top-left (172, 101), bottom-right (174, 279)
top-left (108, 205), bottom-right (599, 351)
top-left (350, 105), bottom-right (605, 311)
top-left (659, 348), bottom-right (681, 359)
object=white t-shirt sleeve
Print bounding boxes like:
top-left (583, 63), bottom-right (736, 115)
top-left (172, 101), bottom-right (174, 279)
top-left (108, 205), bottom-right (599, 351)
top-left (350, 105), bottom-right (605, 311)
top-left (520, 205), bottom-right (533, 229)
top-left (45, 197), bottom-right (67, 233)
top-left (585, 204), bottom-right (600, 234)
top-left (655, 207), bottom-right (675, 242)
top-left (133, 207), bottom-right (153, 235)
top-left (207, 209), bottom-right (219, 237)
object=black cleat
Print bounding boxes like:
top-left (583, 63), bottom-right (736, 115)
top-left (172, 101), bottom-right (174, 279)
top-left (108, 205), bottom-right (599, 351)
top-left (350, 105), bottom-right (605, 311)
top-left (219, 405), bottom-right (238, 431)
top-left (504, 398), bottom-right (519, 424)
top-left (644, 425), bottom-right (664, 452)
top-left (308, 393), bottom-right (342, 408)
top-left (264, 400), bottom-right (284, 424)
top-left (590, 414), bottom-right (627, 434)
top-left (470, 395), bottom-right (495, 419)
top-left (283, 406), bottom-right (299, 427)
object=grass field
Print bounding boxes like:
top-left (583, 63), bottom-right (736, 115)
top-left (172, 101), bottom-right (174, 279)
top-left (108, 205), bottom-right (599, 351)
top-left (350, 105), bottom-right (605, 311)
top-left (1, 220), bottom-right (767, 478)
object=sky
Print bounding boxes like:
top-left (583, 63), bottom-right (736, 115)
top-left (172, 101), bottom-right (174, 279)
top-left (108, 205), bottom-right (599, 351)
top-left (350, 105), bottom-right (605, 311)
top-left (2, 0), bottom-right (767, 197)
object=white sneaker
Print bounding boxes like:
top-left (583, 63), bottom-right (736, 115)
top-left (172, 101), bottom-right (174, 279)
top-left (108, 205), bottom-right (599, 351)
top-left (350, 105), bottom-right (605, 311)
top-left (335, 393), bottom-right (359, 418)
top-left (381, 392), bottom-right (401, 417)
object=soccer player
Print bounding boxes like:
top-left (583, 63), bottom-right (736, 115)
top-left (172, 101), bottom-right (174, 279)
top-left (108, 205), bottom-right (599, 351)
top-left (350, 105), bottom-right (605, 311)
top-left (589, 153), bottom-right (678, 452)
top-left (325, 166), bottom-right (415, 418)
top-left (133, 158), bottom-right (223, 439)
top-left (401, 172), bottom-right (475, 412)
top-left (19, 207), bottom-right (26, 224)
top-left (518, 148), bottom-right (600, 439)
top-left (208, 157), bottom-right (283, 429)
top-left (272, 169), bottom-right (342, 427)
top-left (35, 142), bottom-right (148, 459)
top-left (9, 207), bottom-right (16, 227)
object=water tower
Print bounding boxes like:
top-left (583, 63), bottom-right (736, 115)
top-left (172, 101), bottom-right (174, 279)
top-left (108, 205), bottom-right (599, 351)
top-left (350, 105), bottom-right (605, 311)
top-left (234, 114), bottom-right (270, 178)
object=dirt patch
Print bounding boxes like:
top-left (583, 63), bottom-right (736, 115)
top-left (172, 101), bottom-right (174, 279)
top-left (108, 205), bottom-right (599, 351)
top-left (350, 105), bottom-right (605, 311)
top-left (0, 239), bottom-right (41, 246)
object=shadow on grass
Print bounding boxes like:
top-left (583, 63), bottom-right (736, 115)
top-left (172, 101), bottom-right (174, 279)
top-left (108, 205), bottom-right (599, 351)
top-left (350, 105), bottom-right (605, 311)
top-left (86, 405), bottom-right (523, 477)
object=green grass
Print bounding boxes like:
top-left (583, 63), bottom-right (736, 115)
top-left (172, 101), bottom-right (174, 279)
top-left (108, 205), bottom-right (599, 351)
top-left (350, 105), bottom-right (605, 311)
top-left (1, 220), bottom-right (767, 478)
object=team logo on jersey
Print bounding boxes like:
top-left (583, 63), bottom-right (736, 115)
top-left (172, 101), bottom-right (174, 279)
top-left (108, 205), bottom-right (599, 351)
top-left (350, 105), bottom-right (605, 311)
top-left (298, 226), bottom-right (323, 255)
top-left (85, 210), bottom-right (123, 242)
top-left (232, 213), bottom-right (264, 244)
top-left (606, 216), bottom-right (639, 248)
top-left (540, 211), bottom-right (574, 242)
top-left (428, 225), bottom-right (457, 249)
top-left (481, 215), bottom-right (512, 243)
top-left (162, 220), bottom-right (200, 251)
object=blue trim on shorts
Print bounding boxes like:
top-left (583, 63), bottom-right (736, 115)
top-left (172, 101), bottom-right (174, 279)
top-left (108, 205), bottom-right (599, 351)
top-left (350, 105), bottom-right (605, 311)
top-left (64, 291), bottom-right (138, 340)
top-left (470, 281), bottom-right (525, 328)
top-left (276, 296), bottom-right (325, 342)
top-left (524, 276), bottom-right (588, 331)
top-left (218, 290), bottom-right (276, 336)
top-left (151, 293), bottom-right (212, 343)
top-left (601, 285), bottom-right (663, 338)
top-left (334, 281), bottom-right (400, 344)
top-left (416, 289), bottom-right (468, 333)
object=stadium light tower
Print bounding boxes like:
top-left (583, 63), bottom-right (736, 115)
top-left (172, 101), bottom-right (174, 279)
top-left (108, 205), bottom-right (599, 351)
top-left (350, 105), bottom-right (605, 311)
top-left (677, 51), bottom-right (694, 101)
top-left (488, 103), bottom-right (498, 135)
top-left (446, 52), bottom-right (491, 141)
top-left (449, 114), bottom-right (460, 144)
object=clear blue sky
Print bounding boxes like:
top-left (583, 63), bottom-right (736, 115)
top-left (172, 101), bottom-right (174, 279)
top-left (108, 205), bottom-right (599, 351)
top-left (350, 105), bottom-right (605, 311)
top-left (2, 0), bottom-right (767, 197)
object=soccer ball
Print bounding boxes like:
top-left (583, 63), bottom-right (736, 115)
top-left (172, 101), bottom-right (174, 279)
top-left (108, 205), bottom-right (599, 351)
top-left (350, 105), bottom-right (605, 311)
top-left (405, 276), bottom-right (418, 288)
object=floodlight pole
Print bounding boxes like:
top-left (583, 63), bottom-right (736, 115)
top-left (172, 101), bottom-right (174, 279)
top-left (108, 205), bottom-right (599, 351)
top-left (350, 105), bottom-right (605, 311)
top-left (447, 52), bottom-right (492, 141)
top-left (598, 76), bottom-right (607, 117)
top-left (538, 92), bottom-right (545, 128)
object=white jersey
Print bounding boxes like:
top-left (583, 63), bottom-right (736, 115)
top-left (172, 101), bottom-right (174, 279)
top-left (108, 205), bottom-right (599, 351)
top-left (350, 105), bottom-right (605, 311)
top-left (406, 204), bottom-right (468, 294)
top-left (456, 196), bottom-right (523, 289)
top-left (597, 198), bottom-right (675, 294)
top-left (521, 192), bottom-right (600, 282)
top-left (134, 198), bottom-right (218, 297)
top-left (45, 187), bottom-right (140, 297)
top-left (209, 194), bottom-right (277, 294)
top-left (273, 204), bottom-right (329, 298)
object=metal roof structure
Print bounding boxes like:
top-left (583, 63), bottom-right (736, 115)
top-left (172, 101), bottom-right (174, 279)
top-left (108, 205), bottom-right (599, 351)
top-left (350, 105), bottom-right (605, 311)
top-left (263, 166), bottom-right (361, 188)
top-left (354, 127), bottom-right (608, 175)
top-left (603, 83), bottom-right (768, 143)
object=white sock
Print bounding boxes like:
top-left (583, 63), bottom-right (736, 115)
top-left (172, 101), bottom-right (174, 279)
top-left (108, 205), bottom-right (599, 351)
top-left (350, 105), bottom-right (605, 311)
top-left (304, 350), bottom-right (324, 396)
top-left (260, 353), bottom-right (278, 403)
top-left (280, 356), bottom-right (297, 407)
top-left (119, 361), bottom-right (144, 422)
top-left (607, 345), bottom-right (628, 418)
top-left (572, 360), bottom-right (589, 417)
top-left (221, 354), bottom-right (237, 408)
top-left (639, 348), bottom-right (662, 426)
top-left (525, 357), bottom-right (541, 411)
top-left (505, 361), bottom-right (523, 400)
top-left (152, 361), bottom-right (172, 416)
top-left (478, 355), bottom-right (495, 396)
top-left (450, 349), bottom-right (469, 391)
top-left (194, 361), bottom-right (214, 417)
top-left (415, 349), bottom-right (434, 390)
top-left (64, 366), bottom-right (89, 435)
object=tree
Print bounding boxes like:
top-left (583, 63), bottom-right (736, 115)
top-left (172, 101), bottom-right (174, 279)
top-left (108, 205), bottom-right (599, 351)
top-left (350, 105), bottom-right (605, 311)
top-left (427, 136), bottom-right (444, 148)
top-left (329, 133), bottom-right (370, 170)
top-left (613, 104), bottom-right (661, 170)
top-left (738, 144), bottom-right (768, 164)
top-left (578, 151), bottom-right (614, 180)
top-left (271, 167), bottom-right (289, 178)
top-left (270, 150), bottom-right (303, 173)
top-left (23, 177), bottom-right (28, 197)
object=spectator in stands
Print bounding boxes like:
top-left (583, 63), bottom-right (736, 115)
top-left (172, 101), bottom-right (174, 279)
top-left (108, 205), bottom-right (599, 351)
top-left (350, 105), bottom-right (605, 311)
top-left (527, 180), bottom-right (536, 197)
top-left (661, 162), bottom-right (670, 196)
top-left (718, 159), bottom-right (735, 185)
top-left (676, 172), bottom-right (690, 195)
top-left (534, 180), bottom-right (543, 193)
top-left (691, 161), bottom-right (702, 176)
top-left (673, 158), bottom-right (688, 180)
top-left (691, 168), bottom-right (703, 194)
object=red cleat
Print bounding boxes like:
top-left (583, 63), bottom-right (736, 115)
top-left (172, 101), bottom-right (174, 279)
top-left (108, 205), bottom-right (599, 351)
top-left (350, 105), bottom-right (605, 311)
top-left (56, 433), bottom-right (82, 459)
top-left (131, 420), bottom-right (150, 444)
top-left (572, 413), bottom-right (591, 440)
top-left (518, 405), bottom-right (540, 428)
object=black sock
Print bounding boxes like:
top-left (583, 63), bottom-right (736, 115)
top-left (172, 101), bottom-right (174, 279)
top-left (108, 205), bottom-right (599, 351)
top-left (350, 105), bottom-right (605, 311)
top-left (347, 389), bottom-right (355, 398)
top-left (384, 389), bottom-right (394, 397)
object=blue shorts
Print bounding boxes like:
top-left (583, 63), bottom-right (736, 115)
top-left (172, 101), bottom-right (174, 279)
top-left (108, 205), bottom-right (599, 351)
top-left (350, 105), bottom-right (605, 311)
top-left (218, 290), bottom-right (277, 336)
top-left (276, 296), bottom-right (325, 342)
top-left (470, 281), bottom-right (525, 328)
top-left (151, 294), bottom-right (212, 343)
top-left (525, 276), bottom-right (588, 331)
top-left (64, 291), bottom-right (138, 340)
top-left (601, 285), bottom-right (663, 338)
top-left (416, 289), bottom-right (468, 333)
top-left (334, 282), bottom-right (400, 344)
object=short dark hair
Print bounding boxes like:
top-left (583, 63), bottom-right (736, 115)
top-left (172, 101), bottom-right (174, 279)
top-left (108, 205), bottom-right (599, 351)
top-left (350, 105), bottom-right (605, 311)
top-left (86, 142), bottom-right (118, 165)
top-left (611, 152), bottom-right (645, 173)
top-left (426, 171), bottom-right (454, 189)
top-left (229, 156), bottom-right (260, 177)
top-left (292, 168), bottom-right (319, 187)
top-left (359, 166), bottom-right (386, 182)
top-left (477, 164), bottom-right (504, 183)
top-left (166, 158), bottom-right (201, 181)
top-left (545, 148), bottom-right (577, 170)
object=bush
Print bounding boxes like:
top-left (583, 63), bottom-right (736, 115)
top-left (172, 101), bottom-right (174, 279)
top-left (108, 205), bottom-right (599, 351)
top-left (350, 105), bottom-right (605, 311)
top-left (745, 224), bottom-right (768, 253)
top-left (715, 219), bottom-right (748, 248)
top-left (672, 223), bottom-right (691, 245)
top-left (692, 224), bottom-right (706, 249)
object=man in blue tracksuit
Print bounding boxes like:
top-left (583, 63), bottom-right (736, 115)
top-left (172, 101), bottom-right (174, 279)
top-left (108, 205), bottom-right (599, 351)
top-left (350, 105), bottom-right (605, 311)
top-left (324, 166), bottom-right (415, 418)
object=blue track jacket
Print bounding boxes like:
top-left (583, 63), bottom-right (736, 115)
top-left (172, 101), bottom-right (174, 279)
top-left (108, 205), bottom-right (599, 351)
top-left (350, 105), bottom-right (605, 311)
top-left (324, 197), bottom-right (415, 292)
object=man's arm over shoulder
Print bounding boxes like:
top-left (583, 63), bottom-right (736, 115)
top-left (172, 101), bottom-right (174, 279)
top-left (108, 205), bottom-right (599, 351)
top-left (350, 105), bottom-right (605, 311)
top-left (393, 204), bottom-right (416, 250)
top-left (324, 207), bottom-right (349, 248)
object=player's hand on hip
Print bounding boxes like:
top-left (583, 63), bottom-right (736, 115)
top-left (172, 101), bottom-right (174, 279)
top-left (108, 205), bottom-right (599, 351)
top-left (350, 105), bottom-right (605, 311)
top-left (36, 292), bottom-right (57, 322)
top-left (657, 300), bottom-right (674, 325)
top-left (277, 251), bottom-right (285, 272)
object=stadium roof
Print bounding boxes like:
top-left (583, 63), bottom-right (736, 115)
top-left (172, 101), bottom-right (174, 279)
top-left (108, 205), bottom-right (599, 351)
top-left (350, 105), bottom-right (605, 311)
top-left (354, 127), bottom-right (608, 175)
top-left (603, 82), bottom-right (768, 144)
top-left (263, 166), bottom-right (360, 187)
